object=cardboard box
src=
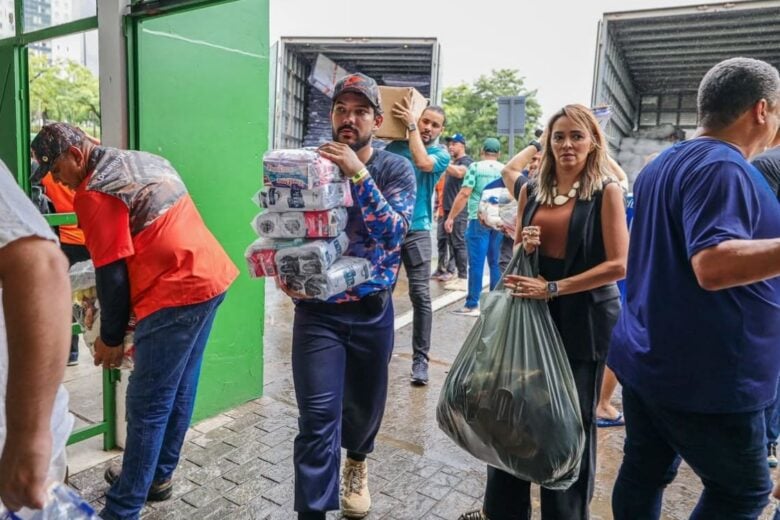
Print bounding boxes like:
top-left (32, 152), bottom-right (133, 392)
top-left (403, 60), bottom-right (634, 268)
top-left (308, 54), bottom-right (348, 99)
top-left (376, 86), bottom-right (428, 140)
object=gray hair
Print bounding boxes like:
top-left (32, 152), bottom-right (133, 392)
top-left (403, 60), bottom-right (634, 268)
top-left (698, 57), bottom-right (780, 130)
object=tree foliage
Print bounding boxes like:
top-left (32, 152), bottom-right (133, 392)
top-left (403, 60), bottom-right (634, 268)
top-left (442, 69), bottom-right (542, 161)
top-left (29, 54), bottom-right (100, 134)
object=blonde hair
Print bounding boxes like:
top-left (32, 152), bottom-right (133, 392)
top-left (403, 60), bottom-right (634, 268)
top-left (536, 104), bottom-right (610, 205)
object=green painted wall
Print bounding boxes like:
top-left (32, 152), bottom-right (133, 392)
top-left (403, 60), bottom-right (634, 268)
top-left (132, 0), bottom-right (268, 420)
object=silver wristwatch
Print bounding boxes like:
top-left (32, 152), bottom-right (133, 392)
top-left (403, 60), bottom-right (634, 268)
top-left (546, 281), bottom-right (559, 299)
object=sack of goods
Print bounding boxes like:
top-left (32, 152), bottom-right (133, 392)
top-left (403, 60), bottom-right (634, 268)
top-left (479, 186), bottom-right (516, 231)
top-left (276, 233), bottom-right (349, 275)
top-left (436, 250), bottom-right (585, 490)
top-left (245, 237), bottom-right (306, 278)
top-left (500, 203), bottom-right (518, 236)
top-left (254, 181), bottom-right (353, 212)
top-left (69, 260), bottom-right (96, 295)
top-left (251, 208), bottom-right (348, 239)
top-left (263, 149), bottom-right (344, 189)
top-left (69, 261), bottom-right (135, 370)
top-left (281, 256), bottom-right (371, 300)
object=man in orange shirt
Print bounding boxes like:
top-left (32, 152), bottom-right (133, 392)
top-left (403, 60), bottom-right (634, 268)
top-left (36, 172), bottom-right (90, 365)
top-left (31, 123), bottom-right (238, 520)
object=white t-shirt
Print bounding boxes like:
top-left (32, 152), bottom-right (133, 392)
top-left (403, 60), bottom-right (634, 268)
top-left (0, 163), bottom-right (73, 483)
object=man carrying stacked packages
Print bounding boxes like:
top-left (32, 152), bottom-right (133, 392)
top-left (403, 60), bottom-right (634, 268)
top-left (244, 73), bottom-right (416, 519)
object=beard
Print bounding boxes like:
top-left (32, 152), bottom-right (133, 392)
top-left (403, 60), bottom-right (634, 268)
top-left (332, 126), bottom-right (371, 151)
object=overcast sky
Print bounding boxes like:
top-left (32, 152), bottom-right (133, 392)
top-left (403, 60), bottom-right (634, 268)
top-left (270, 0), bottom-right (742, 122)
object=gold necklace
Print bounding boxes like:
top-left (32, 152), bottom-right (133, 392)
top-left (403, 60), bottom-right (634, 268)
top-left (552, 180), bottom-right (580, 206)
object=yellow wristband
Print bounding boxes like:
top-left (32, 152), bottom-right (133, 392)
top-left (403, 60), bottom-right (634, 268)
top-left (350, 167), bottom-right (369, 184)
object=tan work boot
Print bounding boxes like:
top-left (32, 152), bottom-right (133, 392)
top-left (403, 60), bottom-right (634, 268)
top-left (340, 458), bottom-right (370, 518)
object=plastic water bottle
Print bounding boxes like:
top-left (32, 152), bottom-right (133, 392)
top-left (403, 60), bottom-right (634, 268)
top-left (0, 483), bottom-right (99, 519)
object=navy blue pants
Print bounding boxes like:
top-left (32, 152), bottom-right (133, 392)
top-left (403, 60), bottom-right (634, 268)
top-left (612, 383), bottom-right (771, 520)
top-left (291, 292), bottom-right (395, 513)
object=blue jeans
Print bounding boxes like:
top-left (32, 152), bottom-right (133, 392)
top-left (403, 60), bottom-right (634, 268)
top-left (101, 293), bottom-right (226, 520)
top-left (612, 383), bottom-right (771, 520)
top-left (765, 377), bottom-right (780, 446)
top-left (465, 219), bottom-right (502, 308)
top-left (291, 293), bottom-right (394, 513)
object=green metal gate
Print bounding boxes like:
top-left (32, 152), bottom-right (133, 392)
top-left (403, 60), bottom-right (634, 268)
top-left (0, 0), bottom-right (269, 449)
top-left (0, 0), bottom-right (115, 450)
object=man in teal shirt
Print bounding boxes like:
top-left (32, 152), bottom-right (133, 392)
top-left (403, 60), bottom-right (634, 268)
top-left (386, 104), bottom-right (450, 385)
top-left (445, 138), bottom-right (504, 316)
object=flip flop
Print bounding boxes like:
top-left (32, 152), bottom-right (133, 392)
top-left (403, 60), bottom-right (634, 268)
top-left (596, 412), bottom-right (625, 428)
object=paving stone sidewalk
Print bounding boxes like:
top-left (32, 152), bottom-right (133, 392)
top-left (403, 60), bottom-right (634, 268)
top-left (70, 396), bottom-right (487, 520)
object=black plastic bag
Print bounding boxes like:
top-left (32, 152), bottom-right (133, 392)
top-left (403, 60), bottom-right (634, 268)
top-left (436, 249), bottom-right (585, 489)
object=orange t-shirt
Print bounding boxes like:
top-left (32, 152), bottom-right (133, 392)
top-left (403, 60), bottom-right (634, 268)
top-left (435, 174), bottom-right (446, 219)
top-left (41, 173), bottom-right (86, 246)
top-left (74, 189), bottom-right (238, 321)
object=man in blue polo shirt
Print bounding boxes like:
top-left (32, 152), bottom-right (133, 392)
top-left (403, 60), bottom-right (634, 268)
top-left (386, 104), bottom-right (450, 385)
top-left (609, 57), bottom-right (780, 519)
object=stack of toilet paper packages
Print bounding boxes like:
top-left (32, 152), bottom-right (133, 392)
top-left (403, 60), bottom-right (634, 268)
top-left (280, 256), bottom-right (372, 300)
top-left (479, 186), bottom-right (517, 233)
top-left (245, 149), bottom-right (370, 298)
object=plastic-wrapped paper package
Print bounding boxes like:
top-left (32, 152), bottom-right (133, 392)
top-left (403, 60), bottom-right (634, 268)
top-left (307, 53), bottom-right (348, 98)
top-left (591, 105), bottom-right (612, 130)
top-left (276, 233), bottom-right (349, 275)
top-left (281, 256), bottom-right (371, 300)
top-left (73, 288), bottom-right (135, 371)
top-left (0, 483), bottom-right (100, 519)
top-left (254, 181), bottom-right (353, 212)
top-left (499, 203), bottom-right (518, 236)
top-left (244, 237), bottom-right (306, 277)
top-left (478, 186), bottom-right (515, 231)
top-left (437, 250), bottom-right (585, 490)
top-left (252, 208), bottom-right (348, 239)
top-left (69, 260), bottom-right (96, 294)
top-left (263, 149), bottom-right (343, 189)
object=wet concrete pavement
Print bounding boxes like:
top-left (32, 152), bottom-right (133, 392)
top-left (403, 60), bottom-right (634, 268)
top-left (257, 265), bottom-right (780, 519)
top-left (70, 242), bottom-right (780, 518)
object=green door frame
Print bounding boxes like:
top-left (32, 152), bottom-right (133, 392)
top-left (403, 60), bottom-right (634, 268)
top-left (0, 3), bottom-right (112, 449)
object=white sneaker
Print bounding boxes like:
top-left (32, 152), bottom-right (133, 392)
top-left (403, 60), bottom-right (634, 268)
top-left (451, 306), bottom-right (480, 317)
top-left (444, 278), bottom-right (468, 292)
top-left (341, 458), bottom-right (370, 518)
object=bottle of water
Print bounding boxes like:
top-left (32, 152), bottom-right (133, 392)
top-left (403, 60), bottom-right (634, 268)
top-left (0, 483), bottom-right (99, 519)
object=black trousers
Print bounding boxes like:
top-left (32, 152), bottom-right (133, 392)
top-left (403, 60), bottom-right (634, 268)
top-left (401, 231), bottom-right (433, 362)
top-left (436, 211), bottom-right (468, 278)
top-left (498, 236), bottom-right (514, 275)
top-left (483, 358), bottom-right (605, 520)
